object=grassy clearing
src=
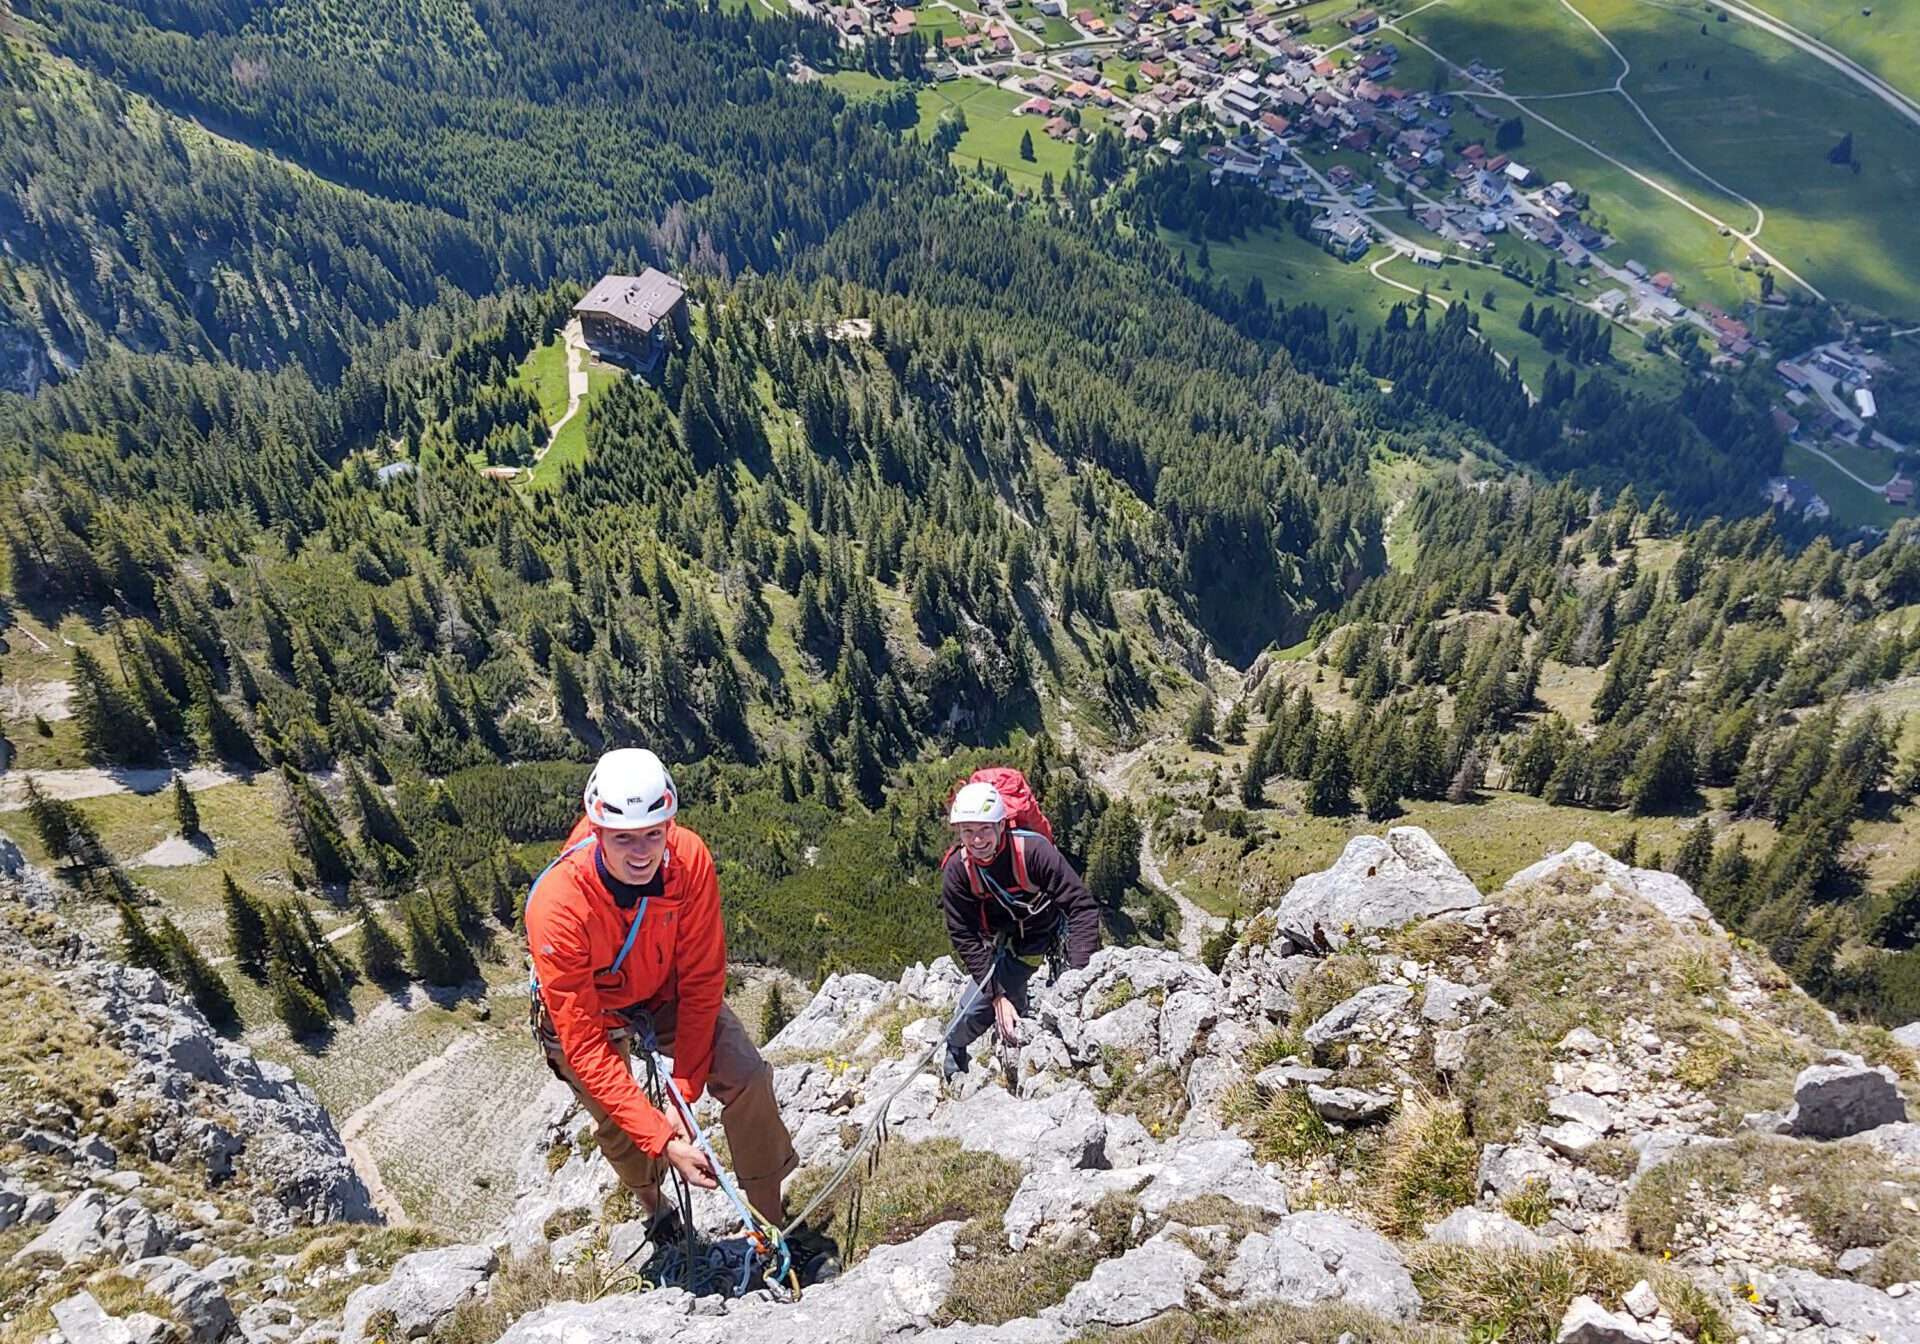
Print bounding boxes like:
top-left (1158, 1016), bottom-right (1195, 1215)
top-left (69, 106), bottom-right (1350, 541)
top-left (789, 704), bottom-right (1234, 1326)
top-left (1782, 441), bottom-right (1902, 530)
top-left (529, 365), bottom-right (621, 490)
top-left (1626, 1134), bottom-right (1920, 1278)
top-left (1758, 0), bottom-right (1920, 105)
top-left (941, 1193), bottom-right (1137, 1326)
top-left (917, 82), bottom-right (1082, 191)
top-left (819, 69), bottom-right (901, 99)
top-left (512, 334), bottom-right (571, 425)
top-left (783, 1138), bottom-right (1023, 1268)
top-left (1400, 0), bottom-right (1621, 96)
top-left (1411, 1242), bottom-right (1732, 1344)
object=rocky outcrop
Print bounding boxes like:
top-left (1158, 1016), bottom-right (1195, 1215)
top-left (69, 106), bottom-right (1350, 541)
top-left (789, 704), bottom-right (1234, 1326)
top-left (1505, 843), bottom-right (1714, 929)
top-left (1785, 1055), bottom-right (1907, 1140)
top-left (1271, 828), bottom-right (1482, 949)
top-left (340, 1245), bottom-right (498, 1344)
top-left (1221, 1213), bottom-right (1420, 1321)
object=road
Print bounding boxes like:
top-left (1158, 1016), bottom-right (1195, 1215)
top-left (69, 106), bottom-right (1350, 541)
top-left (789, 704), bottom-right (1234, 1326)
top-left (1715, 0), bottom-right (1920, 131)
top-left (1387, 23), bottom-right (1826, 300)
top-left (0, 764), bottom-right (243, 811)
top-left (1093, 735), bottom-right (1224, 961)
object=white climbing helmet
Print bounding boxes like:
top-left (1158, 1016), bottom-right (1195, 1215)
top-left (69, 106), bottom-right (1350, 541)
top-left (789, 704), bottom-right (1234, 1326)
top-left (583, 748), bottom-right (679, 830)
top-left (948, 780), bottom-right (1007, 825)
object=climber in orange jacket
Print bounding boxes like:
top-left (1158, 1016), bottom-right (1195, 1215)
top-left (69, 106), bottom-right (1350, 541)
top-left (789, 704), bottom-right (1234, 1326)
top-left (526, 748), bottom-right (834, 1278)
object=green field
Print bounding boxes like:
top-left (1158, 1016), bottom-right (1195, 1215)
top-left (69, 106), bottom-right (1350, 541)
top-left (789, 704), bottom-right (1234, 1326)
top-left (1747, 0), bottom-right (1920, 106)
top-left (1400, 0), bottom-right (1920, 318)
top-left (511, 334), bottom-right (570, 425)
top-left (1781, 441), bottom-right (1902, 530)
top-left (917, 81), bottom-right (1084, 190)
top-left (528, 365), bottom-right (620, 490)
top-left (1401, 0), bottom-right (1620, 96)
top-left (820, 69), bottom-right (902, 99)
top-left (1162, 224), bottom-right (1676, 396)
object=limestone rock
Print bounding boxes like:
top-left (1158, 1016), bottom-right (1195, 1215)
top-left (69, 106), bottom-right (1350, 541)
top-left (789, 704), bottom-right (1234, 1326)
top-left (12, 1190), bottom-right (109, 1267)
top-left (766, 972), bottom-right (895, 1054)
top-left (1306, 1085), bottom-right (1395, 1124)
top-left (1421, 976), bottom-right (1486, 1025)
top-left (340, 1244), bottom-right (498, 1344)
top-left (1134, 1136), bottom-right (1290, 1220)
top-left (1506, 844), bottom-right (1712, 928)
top-left (1622, 1280), bottom-right (1660, 1322)
top-left (1424, 1207), bottom-right (1545, 1252)
top-left (1557, 1295), bottom-right (1655, 1344)
top-left (1432, 1029), bottom-right (1469, 1074)
top-left (1541, 1121), bottom-right (1600, 1159)
top-left (1893, 1022), bottom-right (1920, 1053)
top-left (1273, 828), bottom-right (1481, 950)
top-left (932, 1084), bottom-right (1107, 1172)
top-left (1787, 1055), bottom-right (1907, 1140)
top-left (1222, 1212), bottom-right (1419, 1322)
top-left (1002, 1169), bottom-right (1153, 1252)
top-left (1302, 985), bottom-right (1413, 1050)
top-left (1547, 1093), bottom-right (1616, 1134)
top-left (1047, 1235), bottom-right (1204, 1329)
top-left (1763, 1268), bottom-right (1920, 1344)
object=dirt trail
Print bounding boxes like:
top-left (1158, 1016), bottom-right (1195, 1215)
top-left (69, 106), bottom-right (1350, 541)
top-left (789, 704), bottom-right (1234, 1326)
top-left (338, 1033), bottom-right (486, 1225)
top-left (1095, 735), bottom-right (1224, 962)
top-left (0, 765), bottom-right (242, 811)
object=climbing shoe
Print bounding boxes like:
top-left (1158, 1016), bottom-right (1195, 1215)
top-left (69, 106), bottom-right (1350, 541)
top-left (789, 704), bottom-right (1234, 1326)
top-left (784, 1224), bottom-right (842, 1287)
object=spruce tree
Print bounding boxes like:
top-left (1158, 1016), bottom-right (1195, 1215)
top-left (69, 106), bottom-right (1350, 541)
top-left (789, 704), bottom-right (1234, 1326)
top-left (118, 897), bottom-right (170, 973)
top-left (1184, 693), bottom-right (1217, 748)
top-left (294, 900), bottom-right (351, 1000)
top-left (355, 898), bottom-right (408, 983)
top-left (270, 957), bottom-right (331, 1037)
top-left (760, 983), bottom-right (792, 1042)
top-left (159, 917), bottom-right (239, 1028)
top-left (172, 773), bottom-right (200, 838)
top-left (1085, 802), bottom-right (1142, 905)
top-left (1221, 700), bottom-right (1248, 745)
top-left (222, 873), bottom-right (273, 978)
top-left (1673, 818), bottom-right (1715, 889)
top-left (447, 871), bottom-right (487, 933)
top-left (1305, 720), bottom-right (1352, 816)
top-left (431, 898), bottom-right (481, 984)
top-left (280, 766), bottom-right (359, 885)
top-left (488, 857), bottom-right (517, 927)
top-left (403, 899), bottom-right (457, 985)
top-left (72, 647), bottom-right (159, 766)
top-left (24, 778), bottom-right (109, 871)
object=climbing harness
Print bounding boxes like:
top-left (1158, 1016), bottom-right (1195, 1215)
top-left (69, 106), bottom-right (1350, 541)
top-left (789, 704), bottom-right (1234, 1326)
top-left (618, 1008), bottom-right (802, 1302)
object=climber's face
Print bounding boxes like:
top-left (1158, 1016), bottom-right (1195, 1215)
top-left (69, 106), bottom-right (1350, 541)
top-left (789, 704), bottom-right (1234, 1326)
top-left (596, 821), bottom-right (670, 885)
top-left (954, 821), bottom-right (1005, 864)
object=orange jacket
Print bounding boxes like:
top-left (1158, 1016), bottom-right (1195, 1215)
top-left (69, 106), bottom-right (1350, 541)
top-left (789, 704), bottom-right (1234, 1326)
top-left (526, 815), bottom-right (726, 1158)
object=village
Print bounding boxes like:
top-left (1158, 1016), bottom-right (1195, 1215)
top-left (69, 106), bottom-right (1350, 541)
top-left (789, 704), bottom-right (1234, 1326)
top-left (800, 0), bottom-right (1918, 529)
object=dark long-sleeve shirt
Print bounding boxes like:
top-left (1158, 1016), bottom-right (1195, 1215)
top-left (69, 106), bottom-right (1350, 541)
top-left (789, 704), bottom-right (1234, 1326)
top-left (941, 832), bottom-right (1100, 987)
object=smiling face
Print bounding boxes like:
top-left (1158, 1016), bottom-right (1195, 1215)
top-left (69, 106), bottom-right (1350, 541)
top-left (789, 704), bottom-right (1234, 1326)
top-left (954, 820), bottom-right (1005, 865)
top-left (595, 821), bottom-right (671, 885)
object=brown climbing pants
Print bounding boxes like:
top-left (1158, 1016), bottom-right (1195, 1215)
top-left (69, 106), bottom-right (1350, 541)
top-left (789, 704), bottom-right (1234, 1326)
top-left (545, 1001), bottom-right (798, 1225)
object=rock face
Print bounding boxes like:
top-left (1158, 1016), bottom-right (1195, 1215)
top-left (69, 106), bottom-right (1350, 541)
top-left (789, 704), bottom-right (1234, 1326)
top-left (340, 1245), bottom-right (498, 1344)
top-left (1786, 1055), bottom-right (1907, 1139)
top-left (1222, 1213), bottom-right (1420, 1322)
top-left (1272, 828), bottom-right (1481, 949)
top-left (1505, 843), bottom-right (1713, 928)
top-left (1557, 1295), bottom-right (1655, 1344)
top-left (1762, 1268), bottom-right (1920, 1343)
top-left (1047, 1235), bottom-right (1203, 1329)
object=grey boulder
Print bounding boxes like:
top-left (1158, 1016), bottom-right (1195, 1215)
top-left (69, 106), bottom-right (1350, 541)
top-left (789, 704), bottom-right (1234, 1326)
top-left (1222, 1212), bottom-right (1420, 1322)
top-left (1424, 1207), bottom-right (1545, 1252)
top-left (1787, 1055), bottom-right (1907, 1140)
top-left (1302, 985), bottom-right (1413, 1050)
top-left (340, 1244), bottom-right (498, 1344)
top-left (1274, 828), bottom-right (1481, 949)
top-left (1047, 1235), bottom-right (1204, 1329)
top-left (1505, 843), bottom-right (1711, 928)
top-left (1556, 1295), bottom-right (1655, 1344)
top-left (1306, 1085), bottom-right (1395, 1123)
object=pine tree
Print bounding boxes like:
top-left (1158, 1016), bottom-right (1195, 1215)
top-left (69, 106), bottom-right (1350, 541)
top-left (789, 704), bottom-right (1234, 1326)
top-left (1085, 802), bottom-right (1142, 905)
top-left (1673, 818), bottom-right (1715, 889)
top-left (760, 983), bottom-right (792, 1042)
top-left (1184, 692), bottom-right (1217, 747)
top-left (355, 897), bottom-right (407, 983)
top-left (1306, 720), bottom-right (1353, 816)
top-left (119, 897), bottom-right (170, 973)
top-left (1221, 700), bottom-right (1248, 745)
top-left (281, 766), bottom-right (358, 885)
top-left (294, 900), bottom-right (351, 1001)
top-left (222, 873), bottom-right (273, 978)
top-left (159, 917), bottom-right (238, 1028)
top-left (72, 647), bottom-right (159, 765)
top-left (1200, 911), bottom-right (1239, 975)
top-left (488, 857), bottom-right (517, 927)
top-left (430, 898), bottom-right (481, 984)
top-left (447, 871), bottom-right (487, 933)
top-left (270, 957), bottom-right (331, 1037)
top-left (1238, 754), bottom-right (1266, 809)
top-left (172, 773), bottom-right (200, 838)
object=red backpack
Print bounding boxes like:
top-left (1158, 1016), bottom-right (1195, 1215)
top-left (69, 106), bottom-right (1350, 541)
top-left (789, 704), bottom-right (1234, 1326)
top-left (942, 767), bottom-right (1055, 902)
